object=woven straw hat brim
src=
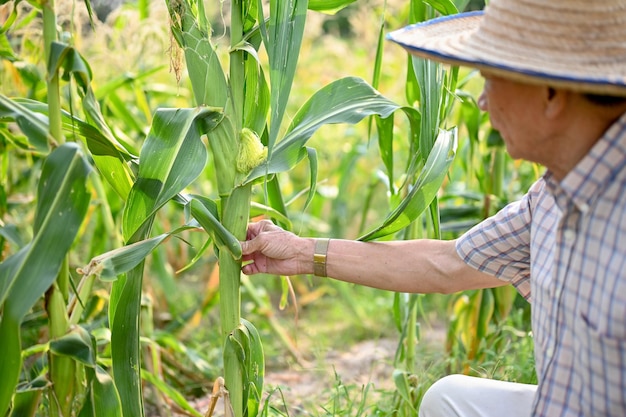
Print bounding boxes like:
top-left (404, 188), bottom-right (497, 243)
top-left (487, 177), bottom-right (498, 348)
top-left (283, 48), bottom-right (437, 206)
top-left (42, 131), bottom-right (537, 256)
top-left (387, 8), bottom-right (626, 97)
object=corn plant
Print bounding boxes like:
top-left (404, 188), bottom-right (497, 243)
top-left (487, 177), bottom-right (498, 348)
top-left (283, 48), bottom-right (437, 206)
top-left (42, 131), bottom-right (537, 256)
top-left (343, 0), bottom-right (462, 413)
top-left (442, 92), bottom-right (537, 379)
top-left (159, 1), bottom-right (415, 416)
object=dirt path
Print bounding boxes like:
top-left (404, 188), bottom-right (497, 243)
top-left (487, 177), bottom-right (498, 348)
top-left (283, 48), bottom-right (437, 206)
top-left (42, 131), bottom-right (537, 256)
top-left (185, 325), bottom-right (446, 417)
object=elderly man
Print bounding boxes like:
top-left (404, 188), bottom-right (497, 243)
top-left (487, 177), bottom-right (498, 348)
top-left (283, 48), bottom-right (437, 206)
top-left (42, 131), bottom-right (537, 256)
top-left (241, 0), bottom-right (626, 416)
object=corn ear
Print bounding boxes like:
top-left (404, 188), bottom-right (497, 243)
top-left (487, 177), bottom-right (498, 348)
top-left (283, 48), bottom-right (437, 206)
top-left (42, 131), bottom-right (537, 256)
top-left (189, 197), bottom-right (242, 260)
top-left (236, 128), bottom-right (267, 174)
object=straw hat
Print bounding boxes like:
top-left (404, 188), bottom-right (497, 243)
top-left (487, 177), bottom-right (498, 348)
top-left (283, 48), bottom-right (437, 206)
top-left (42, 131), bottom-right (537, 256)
top-left (387, 0), bottom-right (626, 96)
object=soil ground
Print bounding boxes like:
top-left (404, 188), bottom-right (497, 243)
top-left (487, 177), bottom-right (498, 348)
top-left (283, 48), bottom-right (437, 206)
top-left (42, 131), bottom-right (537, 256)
top-left (183, 324), bottom-right (446, 417)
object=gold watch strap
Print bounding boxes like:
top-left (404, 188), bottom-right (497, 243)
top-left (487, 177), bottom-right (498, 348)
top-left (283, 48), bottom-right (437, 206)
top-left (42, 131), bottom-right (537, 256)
top-left (313, 238), bottom-right (330, 277)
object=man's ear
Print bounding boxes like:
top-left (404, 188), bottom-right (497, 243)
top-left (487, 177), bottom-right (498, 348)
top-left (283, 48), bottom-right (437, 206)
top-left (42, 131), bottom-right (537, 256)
top-left (544, 86), bottom-right (568, 119)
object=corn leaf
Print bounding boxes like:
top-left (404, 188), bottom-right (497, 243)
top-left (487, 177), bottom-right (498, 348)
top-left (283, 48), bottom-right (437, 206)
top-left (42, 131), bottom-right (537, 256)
top-left (167, 0), bottom-right (228, 108)
top-left (10, 376), bottom-right (49, 417)
top-left (57, 40), bottom-right (138, 198)
top-left (240, 319), bottom-right (265, 417)
top-left (94, 67), bottom-right (164, 101)
top-left (259, 0), bottom-right (308, 154)
top-left (308, 0), bottom-right (358, 13)
top-left (122, 107), bottom-right (222, 242)
top-left (112, 106), bottom-right (221, 417)
top-left (376, 114), bottom-right (397, 195)
top-left (0, 143), bottom-right (91, 415)
top-left (246, 77), bottom-right (400, 182)
top-left (14, 98), bottom-right (134, 160)
top-left (423, 0), bottom-right (459, 16)
top-left (249, 201), bottom-right (292, 228)
top-left (141, 371), bottom-right (203, 417)
top-left (0, 94), bottom-right (52, 151)
top-left (188, 196), bottom-right (242, 259)
top-left (224, 319), bottom-right (265, 417)
top-left (79, 366), bottom-right (123, 417)
top-left (359, 128), bottom-right (457, 241)
top-left (14, 97), bottom-right (136, 199)
top-left (80, 225), bottom-right (195, 281)
top-left (49, 325), bottom-right (96, 367)
top-left (392, 370), bottom-right (418, 413)
top-left (20, 39), bottom-right (136, 200)
top-left (243, 54), bottom-right (270, 136)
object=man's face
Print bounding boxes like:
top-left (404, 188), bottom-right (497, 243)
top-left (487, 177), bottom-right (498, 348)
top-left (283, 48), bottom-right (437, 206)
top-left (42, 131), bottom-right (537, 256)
top-left (478, 72), bottom-right (548, 163)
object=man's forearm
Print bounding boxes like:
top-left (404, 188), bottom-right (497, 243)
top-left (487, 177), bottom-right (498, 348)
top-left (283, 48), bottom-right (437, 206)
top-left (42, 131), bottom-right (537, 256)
top-left (322, 238), bottom-right (505, 294)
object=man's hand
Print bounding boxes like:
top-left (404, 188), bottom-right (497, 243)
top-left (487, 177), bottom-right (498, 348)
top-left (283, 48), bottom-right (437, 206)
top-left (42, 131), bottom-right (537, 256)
top-left (240, 220), bottom-right (315, 276)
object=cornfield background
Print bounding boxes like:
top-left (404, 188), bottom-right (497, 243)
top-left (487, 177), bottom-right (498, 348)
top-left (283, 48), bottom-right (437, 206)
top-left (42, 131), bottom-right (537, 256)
top-left (0, 0), bottom-right (538, 416)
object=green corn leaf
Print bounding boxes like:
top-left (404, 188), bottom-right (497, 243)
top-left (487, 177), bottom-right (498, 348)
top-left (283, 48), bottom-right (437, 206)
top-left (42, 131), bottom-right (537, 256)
top-left (0, 224), bottom-right (23, 249)
top-left (0, 143), bottom-right (91, 415)
top-left (49, 325), bottom-right (96, 367)
top-left (155, 332), bottom-right (214, 377)
top-left (122, 106), bottom-right (222, 242)
top-left (371, 9), bottom-right (385, 90)
top-left (141, 371), bottom-right (203, 417)
top-left (14, 98), bottom-right (135, 161)
top-left (167, 0), bottom-right (228, 108)
top-left (0, 142), bottom-right (91, 311)
top-left (303, 147), bottom-right (319, 211)
top-left (112, 106), bottom-right (221, 417)
top-left (188, 196), bottom-right (242, 259)
top-left (476, 289), bottom-right (494, 342)
top-left (94, 67), bottom-right (164, 101)
top-left (48, 41), bottom-right (92, 91)
top-left (80, 225), bottom-right (195, 281)
top-left (392, 370), bottom-right (418, 412)
top-left (376, 114), bottom-right (396, 195)
top-left (10, 376), bottom-right (49, 417)
top-left (14, 97), bottom-right (136, 199)
top-left (110, 267), bottom-right (144, 417)
top-left (0, 94), bottom-right (52, 151)
top-left (414, 57), bottom-right (444, 157)
top-left (224, 332), bottom-right (245, 417)
top-left (243, 54), bottom-right (270, 136)
top-left (259, 0), bottom-right (308, 154)
top-left (359, 128), bottom-right (457, 241)
top-left (226, 319), bottom-right (265, 417)
top-left (79, 366), bottom-right (123, 417)
top-left (246, 77), bottom-right (400, 182)
top-left (423, 0), bottom-right (459, 16)
top-left (308, 0), bottom-right (358, 13)
top-left (16, 39), bottom-right (133, 201)
top-left (240, 319), bottom-right (264, 417)
top-left (249, 201), bottom-right (292, 228)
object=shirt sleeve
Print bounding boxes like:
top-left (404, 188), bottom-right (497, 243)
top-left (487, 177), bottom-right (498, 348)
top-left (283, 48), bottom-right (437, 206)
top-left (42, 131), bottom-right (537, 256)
top-left (455, 181), bottom-right (541, 301)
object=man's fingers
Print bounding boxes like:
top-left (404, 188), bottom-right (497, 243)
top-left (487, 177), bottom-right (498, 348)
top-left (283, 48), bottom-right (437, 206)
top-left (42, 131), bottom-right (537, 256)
top-left (240, 239), bottom-right (255, 255)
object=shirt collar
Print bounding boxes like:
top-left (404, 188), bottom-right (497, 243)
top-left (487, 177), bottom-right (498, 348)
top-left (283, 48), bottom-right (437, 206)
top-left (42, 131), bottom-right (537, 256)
top-left (545, 111), bottom-right (626, 213)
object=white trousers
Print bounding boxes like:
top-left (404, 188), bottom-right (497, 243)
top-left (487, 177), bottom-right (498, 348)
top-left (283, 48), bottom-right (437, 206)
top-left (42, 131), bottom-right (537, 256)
top-left (419, 375), bottom-right (537, 417)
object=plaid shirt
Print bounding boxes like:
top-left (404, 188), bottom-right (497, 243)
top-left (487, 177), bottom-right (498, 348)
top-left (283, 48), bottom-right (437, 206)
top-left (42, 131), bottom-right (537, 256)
top-left (456, 112), bottom-right (626, 416)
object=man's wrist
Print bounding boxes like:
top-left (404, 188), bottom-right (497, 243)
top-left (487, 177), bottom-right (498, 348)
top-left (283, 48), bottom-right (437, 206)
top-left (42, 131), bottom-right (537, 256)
top-left (313, 238), bottom-right (330, 277)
